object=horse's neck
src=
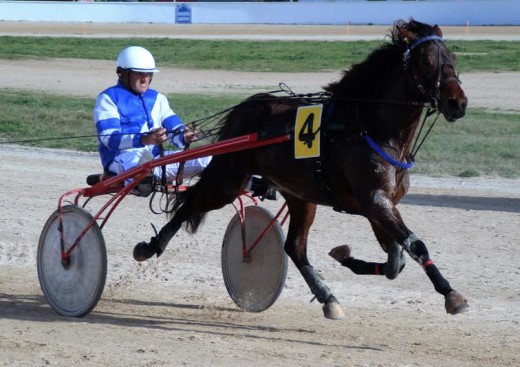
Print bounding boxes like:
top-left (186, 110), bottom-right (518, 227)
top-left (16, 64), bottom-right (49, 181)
top-left (397, 111), bottom-right (423, 160)
top-left (368, 70), bottom-right (424, 145)
top-left (331, 60), bottom-right (425, 151)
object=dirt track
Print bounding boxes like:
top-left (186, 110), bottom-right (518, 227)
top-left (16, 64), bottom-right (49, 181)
top-left (1, 23), bottom-right (519, 367)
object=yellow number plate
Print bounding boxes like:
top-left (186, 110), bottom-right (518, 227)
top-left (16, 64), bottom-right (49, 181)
top-left (294, 104), bottom-right (323, 159)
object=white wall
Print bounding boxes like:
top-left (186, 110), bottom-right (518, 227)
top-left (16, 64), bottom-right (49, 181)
top-left (0, 1), bottom-right (518, 26)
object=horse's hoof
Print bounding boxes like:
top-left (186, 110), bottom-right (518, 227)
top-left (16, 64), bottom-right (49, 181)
top-left (133, 236), bottom-right (167, 262)
top-left (322, 296), bottom-right (346, 320)
top-left (445, 290), bottom-right (469, 315)
top-left (385, 244), bottom-right (402, 280)
top-left (328, 245), bottom-right (351, 263)
top-left (133, 241), bottom-right (159, 262)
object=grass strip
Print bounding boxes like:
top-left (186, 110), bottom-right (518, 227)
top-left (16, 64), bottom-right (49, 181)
top-left (0, 90), bottom-right (517, 178)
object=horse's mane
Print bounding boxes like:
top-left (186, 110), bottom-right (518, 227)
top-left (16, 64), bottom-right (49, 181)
top-left (324, 19), bottom-right (439, 97)
top-left (214, 19), bottom-right (440, 141)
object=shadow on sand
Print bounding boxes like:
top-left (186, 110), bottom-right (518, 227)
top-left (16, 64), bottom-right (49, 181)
top-left (0, 292), bottom-right (382, 352)
top-left (402, 194), bottom-right (520, 213)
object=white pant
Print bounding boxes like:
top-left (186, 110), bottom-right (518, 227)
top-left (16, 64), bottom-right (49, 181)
top-left (108, 148), bottom-right (212, 183)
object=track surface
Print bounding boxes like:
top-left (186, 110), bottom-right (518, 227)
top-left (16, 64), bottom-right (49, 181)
top-left (0, 23), bottom-right (519, 367)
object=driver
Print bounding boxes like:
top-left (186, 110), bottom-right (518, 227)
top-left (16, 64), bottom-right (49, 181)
top-left (93, 46), bottom-right (210, 191)
top-left (93, 46), bottom-right (277, 200)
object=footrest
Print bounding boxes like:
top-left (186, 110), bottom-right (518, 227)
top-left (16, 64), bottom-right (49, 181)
top-left (86, 171), bottom-right (116, 186)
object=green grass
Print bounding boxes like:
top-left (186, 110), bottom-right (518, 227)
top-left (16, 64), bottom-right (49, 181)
top-left (0, 90), bottom-right (518, 178)
top-left (448, 40), bottom-right (520, 72)
top-left (1, 36), bottom-right (520, 72)
top-left (412, 109), bottom-right (520, 178)
top-left (0, 89), bottom-right (242, 151)
top-left (0, 90), bottom-right (95, 151)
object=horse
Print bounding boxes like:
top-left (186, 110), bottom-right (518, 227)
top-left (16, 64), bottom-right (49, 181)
top-left (133, 18), bottom-right (469, 319)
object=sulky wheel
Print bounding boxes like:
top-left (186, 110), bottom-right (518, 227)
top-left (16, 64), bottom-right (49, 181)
top-left (37, 205), bottom-right (107, 317)
top-left (221, 205), bottom-right (287, 312)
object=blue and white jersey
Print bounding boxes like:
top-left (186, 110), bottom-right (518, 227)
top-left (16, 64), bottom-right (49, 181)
top-left (93, 81), bottom-right (185, 171)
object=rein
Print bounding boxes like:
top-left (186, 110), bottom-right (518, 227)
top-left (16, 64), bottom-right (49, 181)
top-left (354, 34), bottom-right (451, 171)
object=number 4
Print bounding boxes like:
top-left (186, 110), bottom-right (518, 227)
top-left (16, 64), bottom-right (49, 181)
top-left (294, 105), bottom-right (322, 159)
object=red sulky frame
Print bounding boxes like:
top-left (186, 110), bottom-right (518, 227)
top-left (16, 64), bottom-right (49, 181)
top-left (56, 132), bottom-right (291, 265)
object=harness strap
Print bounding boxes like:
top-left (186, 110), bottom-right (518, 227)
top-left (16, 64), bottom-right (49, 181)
top-left (362, 132), bottom-right (415, 170)
top-left (403, 34), bottom-right (443, 64)
top-left (175, 144), bottom-right (189, 194)
top-left (314, 102), bottom-right (337, 197)
top-left (158, 143), bottom-right (168, 193)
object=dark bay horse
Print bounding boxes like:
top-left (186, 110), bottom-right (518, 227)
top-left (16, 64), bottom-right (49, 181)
top-left (134, 19), bottom-right (469, 319)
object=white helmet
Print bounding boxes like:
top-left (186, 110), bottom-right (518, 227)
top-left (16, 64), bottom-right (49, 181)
top-left (116, 46), bottom-right (159, 73)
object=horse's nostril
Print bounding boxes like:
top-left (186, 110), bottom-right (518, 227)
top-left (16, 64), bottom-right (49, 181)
top-left (448, 98), bottom-right (466, 112)
top-left (448, 98), bottom-right (458, 109)
top-left (443, 97), bottom-right (466, 121)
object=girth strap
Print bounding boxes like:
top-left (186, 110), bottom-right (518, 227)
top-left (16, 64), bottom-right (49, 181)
top-left (313, 101), bottom-right (337, 198)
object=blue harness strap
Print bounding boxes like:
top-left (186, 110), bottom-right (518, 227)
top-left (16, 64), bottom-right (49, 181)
top-left (362, 132), bottom-right (414, 169)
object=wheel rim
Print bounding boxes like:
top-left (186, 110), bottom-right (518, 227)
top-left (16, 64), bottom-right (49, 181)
top-left (37, 205), bottom-right (107, 317)
top-left (222, 205), bottom-right (287, 312)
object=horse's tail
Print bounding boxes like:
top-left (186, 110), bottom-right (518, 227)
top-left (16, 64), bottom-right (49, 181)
top-left (167, 187), bottom-right (207, 234)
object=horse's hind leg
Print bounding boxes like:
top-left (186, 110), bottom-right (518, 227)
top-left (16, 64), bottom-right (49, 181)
top-left (133, 164), bottom-right (249, 261)
top-left (329, 244), bottom-right (405, 277)
top-left (285, 199), bottom-right (345, 320)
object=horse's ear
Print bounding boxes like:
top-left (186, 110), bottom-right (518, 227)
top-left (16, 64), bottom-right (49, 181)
top-left (433, 24), bottom-right (443, 37)
top-left (395, 19), bottom-right (416, 44)
top-left (395, 19), bottom-right (406, 29)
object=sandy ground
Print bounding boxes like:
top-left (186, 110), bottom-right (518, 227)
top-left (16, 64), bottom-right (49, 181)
top-left (1, 23), bottom-right (520, 367)
top-left (2, 22), bottom-right (520, 41)
top-left (2, 58), bottom-right (520, 112)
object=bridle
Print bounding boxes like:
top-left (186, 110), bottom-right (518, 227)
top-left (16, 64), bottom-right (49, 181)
top-left (402, 34), bottom-right (461, 109)
top-left (358, 34), bottom-right (462, 173)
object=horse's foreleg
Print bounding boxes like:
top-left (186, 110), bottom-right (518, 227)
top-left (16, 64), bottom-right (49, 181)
top-left (329, 220), bottom-right (406, 279)
top-left (359, 190), bottom-right (468, 314)
top-left (402, 233), bottom-right (469, 314)
top-left (329, 244), bottom-right (405, 277)
top-left (285, 200), bottom-right (345, 320)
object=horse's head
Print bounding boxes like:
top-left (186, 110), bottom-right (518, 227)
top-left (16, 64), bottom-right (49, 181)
top-left (395, 19), bottom-right (468, 122)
